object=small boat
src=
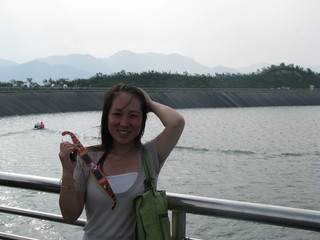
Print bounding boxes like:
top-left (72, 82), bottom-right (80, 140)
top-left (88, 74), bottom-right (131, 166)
top-left (34, 122), bottom-right (45, 130)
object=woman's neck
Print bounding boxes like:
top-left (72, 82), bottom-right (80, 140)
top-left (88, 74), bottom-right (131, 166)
top-left (110, 143), bottom-right (137, 156)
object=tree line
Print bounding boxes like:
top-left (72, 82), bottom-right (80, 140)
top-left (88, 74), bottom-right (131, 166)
top-left (1, 63), bottom-right (319, 89)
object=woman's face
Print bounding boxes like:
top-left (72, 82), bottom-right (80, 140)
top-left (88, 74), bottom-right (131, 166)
top-left (108, 92), bottom-right (143, 147)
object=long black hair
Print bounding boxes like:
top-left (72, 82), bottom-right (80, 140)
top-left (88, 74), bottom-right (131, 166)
top-left (97, 83), bottom-right (148, 166)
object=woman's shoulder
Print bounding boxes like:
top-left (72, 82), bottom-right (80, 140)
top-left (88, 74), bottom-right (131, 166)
top-left (86, 145), bottom-right (104, 158)
top-left (142, 138), bottom-right (162, 172)
top-left (87, 144), bottom-right (103, 152)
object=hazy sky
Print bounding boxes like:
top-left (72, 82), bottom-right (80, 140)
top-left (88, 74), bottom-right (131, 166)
top-left (1, 0), bottom-right (319, 68)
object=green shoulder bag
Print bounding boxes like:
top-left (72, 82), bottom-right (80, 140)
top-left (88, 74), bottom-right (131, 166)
top-left (133, 147), bottom-right (171, 240)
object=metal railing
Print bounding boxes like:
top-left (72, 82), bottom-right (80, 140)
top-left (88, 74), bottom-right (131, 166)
top-left (1, 171), bottom-right (320, 240)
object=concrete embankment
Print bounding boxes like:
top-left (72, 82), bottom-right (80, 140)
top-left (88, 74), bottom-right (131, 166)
top-left (1, 89), bottom-right (320, 117)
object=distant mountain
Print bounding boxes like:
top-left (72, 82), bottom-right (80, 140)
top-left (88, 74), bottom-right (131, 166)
top-left (0, 51), bottom-right (317, 84)
top-left (37, 54), bottom-right (112, 74)
top-left (0, 61), bottom-right (92, 84)
top-left (0, 51), bottom-right (241, 84)
top-left (102, 50), bottom-right (222, 74)
top-left (0, 59), bottom-right (18, 68)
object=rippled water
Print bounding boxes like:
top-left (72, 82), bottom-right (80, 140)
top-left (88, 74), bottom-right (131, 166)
top-left (1, 106), bottom-right (320, 239)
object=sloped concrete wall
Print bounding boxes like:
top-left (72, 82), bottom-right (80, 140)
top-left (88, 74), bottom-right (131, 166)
top-left (1, 89), bottom-right (320, 117)
top-left (0, 90), bottom-right (105, 116)
top-left (150, 90), bottom-right (320, 108)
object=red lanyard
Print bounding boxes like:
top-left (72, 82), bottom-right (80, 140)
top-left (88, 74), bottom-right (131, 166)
top-left (62, 131), bottom-right (117, 210)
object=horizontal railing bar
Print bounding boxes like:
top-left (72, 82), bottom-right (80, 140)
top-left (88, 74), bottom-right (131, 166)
top-left (0, 171), bottom-right (60, 193)
top-left (0, 205), bottom-right (86, 227)
top-left (168, 193), bottom-right (320, 232)
top-left (0, 232), bottom-right (38, 240)
top-left (1, 171), bottom-right (320, 233)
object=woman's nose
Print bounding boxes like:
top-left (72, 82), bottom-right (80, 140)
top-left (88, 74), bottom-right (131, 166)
top-left (120, 116), bottom-right (129, 126)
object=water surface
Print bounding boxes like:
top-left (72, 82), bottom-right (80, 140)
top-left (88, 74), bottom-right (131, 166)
top-left (1, 106), bottom-right (319, 239)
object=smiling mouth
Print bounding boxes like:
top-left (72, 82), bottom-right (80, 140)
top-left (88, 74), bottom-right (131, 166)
top-left (118, 130), bottom-right (130, 135)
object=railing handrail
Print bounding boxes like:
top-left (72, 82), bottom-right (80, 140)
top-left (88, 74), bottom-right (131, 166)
top-left (1, 171), bottom-right (320, 239)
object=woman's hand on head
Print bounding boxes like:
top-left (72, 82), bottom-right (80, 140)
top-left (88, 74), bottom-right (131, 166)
top-left (139, 88), bottom-right (153, 112)
top-left (59, 141), bottom-right (78, 174)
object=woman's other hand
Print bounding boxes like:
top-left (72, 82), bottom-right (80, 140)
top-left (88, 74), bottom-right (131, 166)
top-left (59, 141), bottom-right (78, 175)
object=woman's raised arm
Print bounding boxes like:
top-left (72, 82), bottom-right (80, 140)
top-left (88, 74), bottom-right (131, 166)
top-left (142, 89), bottom-right (185, 162)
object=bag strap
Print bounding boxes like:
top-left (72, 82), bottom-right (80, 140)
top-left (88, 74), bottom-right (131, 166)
top-left (141, 147), bottom-right (155, 191)
top-left (62, 131), bottom-right (117, 210)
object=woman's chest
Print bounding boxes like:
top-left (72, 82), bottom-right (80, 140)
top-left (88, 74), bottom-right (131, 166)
top-left (102, 153), bottom-right (139, 176)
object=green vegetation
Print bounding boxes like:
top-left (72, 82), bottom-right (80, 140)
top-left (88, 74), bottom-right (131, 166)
top-left (1, 63), bottom-right (319, 89)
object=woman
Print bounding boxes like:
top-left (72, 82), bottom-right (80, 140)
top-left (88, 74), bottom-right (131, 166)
top-left (59, 83), bottom-right (185, 240)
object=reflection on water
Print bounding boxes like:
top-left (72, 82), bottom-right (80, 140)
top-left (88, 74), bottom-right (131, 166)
top-left (1, 106), bottom-right (320, 239)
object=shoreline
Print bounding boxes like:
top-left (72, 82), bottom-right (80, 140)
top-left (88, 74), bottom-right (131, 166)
top-left (1, 88), bottom-right (320, 117)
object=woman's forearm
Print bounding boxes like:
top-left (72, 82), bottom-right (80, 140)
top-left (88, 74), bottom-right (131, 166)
top-left (150, 101), bottom-right (185, 130)
top-left (58, 141), bottom-right (85, 223)
top-left (59, 174), bottom-right (85, 223)
top-left (149, 101), bottom-right (185, 161)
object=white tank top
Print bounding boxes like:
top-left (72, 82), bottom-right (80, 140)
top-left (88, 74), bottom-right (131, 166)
top-left (106, 172), bottom-right (138, 194)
